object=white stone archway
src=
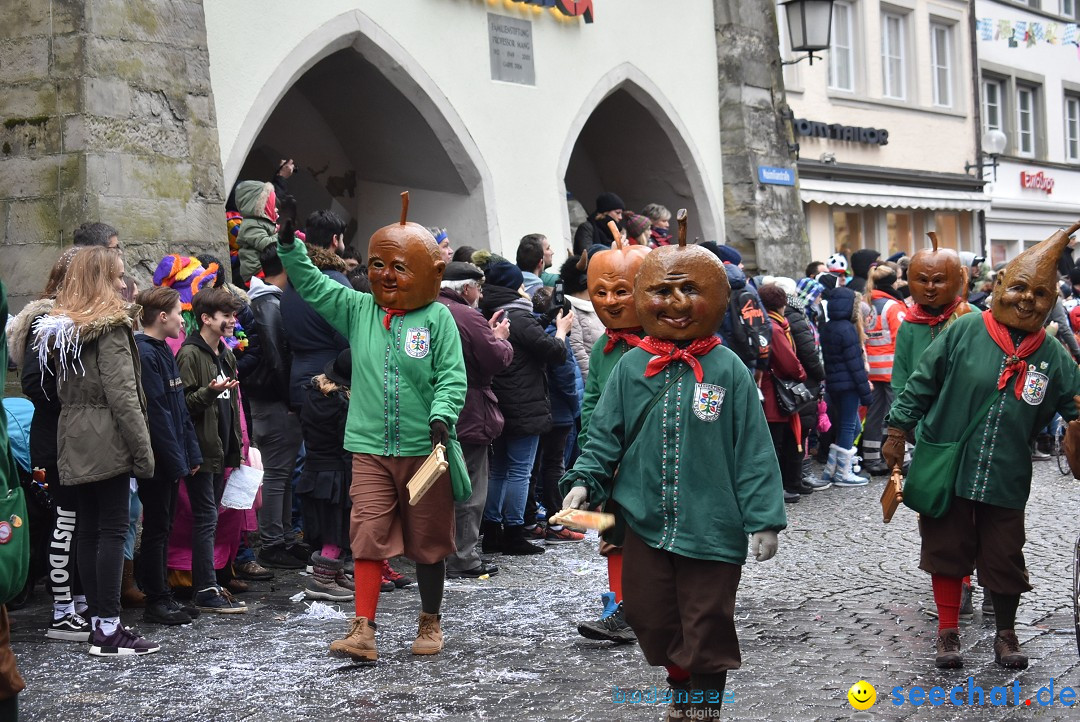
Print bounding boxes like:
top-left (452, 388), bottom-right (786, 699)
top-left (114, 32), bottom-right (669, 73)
top-left (558, 63), bottom-right (723, 246)
top-left (223, 9), bottom-right (498, 252)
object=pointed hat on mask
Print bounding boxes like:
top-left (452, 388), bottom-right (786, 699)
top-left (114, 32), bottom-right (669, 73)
top-left (992, 220), bottom-right (1080, 315)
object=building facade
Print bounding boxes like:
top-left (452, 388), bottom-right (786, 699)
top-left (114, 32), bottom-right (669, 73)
top-left (974, 0), bottom-right (1080, 264)
top-left (778, 0), bottom-right (987, 263)
top-left (204, 0), bottom-right (726, 260)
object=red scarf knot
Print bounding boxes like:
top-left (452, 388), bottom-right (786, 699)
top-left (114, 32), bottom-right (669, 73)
top-left (981, 310), bottom-right (1045, 399)
top-left (637, 336), bottom-right (723, 383)
top-left (381, 307), bottom-right (407, 331)
top-left (905, 297), bottom-right (963, 326)
top-left (602, 328), bottom-right (643, 354)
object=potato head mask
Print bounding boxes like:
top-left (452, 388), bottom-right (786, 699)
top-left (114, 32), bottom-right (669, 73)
top-left (908, 232), bottom-right (964, 310)
top-left (586, 221), bottom-right (651, 329)
top-left (367, 192), bottom-right (446, 310)
top-left (991, 222), bottom-right (1079, 333)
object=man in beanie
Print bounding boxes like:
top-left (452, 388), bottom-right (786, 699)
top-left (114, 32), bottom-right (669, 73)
top-left (885, 223), bottom-right (1080, 670)
top-left (573, 192), bottom-right (625, 255)
top-left (479, 261), bottom-right (574, 555)
top-left (437, 263), bottom-right (513, 578)
top-left (848, 249), bottom-right (880, 293)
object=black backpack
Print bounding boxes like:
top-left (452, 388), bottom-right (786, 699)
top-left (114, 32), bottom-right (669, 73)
top-left (725, 288), bottom-right (772, 370)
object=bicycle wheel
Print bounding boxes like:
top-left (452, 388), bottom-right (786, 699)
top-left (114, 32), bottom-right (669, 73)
top-left (1074, 534), bottom-right (1080, 657)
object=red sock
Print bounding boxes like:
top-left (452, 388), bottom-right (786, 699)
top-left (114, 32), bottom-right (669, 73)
top-left (931, 574), bottom-right (963, 631)
top-left (962, 575), bottom-right (971, 587)
top-left (607, 551), bottom-right (623, 603)
top-left (666, 665), bottom-right (690, 684)
top-left (353, 559), bottom-right (382, 621)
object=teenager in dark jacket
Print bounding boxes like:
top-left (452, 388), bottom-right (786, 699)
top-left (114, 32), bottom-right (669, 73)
top-left (281, 210), bottom-right (350, 409)
top-left (134, 287), bottom-right (203, 626)
top-left (819, 287), bottom-right (873, 486)
top-left (437, 263), bottom-right (513, 578)
top-left (847, 249), bottom-right (881, 294)
top-left (478, 261), bottom-right (573, 555)
top-left (8, 248), bottom-right (89, 641)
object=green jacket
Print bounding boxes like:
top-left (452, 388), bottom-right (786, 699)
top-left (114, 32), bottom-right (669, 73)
top-left (577, 331), bottom-right (644, 451)
top-left (891, 319), bottom-right (952, 397)
top-left (32, 308), bottom-right (154, 485)
top-left (277, 239), bottom-right (467, 457)
top-left (235, 180), bottom-right (279, 282)
top-left (890, 311), bottom-right (1080, 509)
top-left (561, 344), bottom-right (787, 564)
top-left (176, 331), bottom-right (243, 474)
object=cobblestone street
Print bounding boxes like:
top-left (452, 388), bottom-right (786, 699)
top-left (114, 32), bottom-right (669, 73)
top-left (9, 460), bottom-right (1080, 721)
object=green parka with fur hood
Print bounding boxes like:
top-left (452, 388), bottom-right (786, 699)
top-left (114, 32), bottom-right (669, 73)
top-left (32, 306), bottom-right (154, 485)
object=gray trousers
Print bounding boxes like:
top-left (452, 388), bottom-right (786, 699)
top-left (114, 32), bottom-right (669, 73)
top-left (446, 443), bottom-right (490, 574)
top-left (862, 384), bottom-right (894, 461)
top-left (251, 398), bottom-right (303, 548)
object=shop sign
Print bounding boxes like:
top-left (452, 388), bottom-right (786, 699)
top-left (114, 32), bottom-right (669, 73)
top-left (488, 14), bottom-right (536, 86)
top-left (1020, 170), bottom-right (1054, 195)
top-left (758, 166), bottom-right (796, 186)
top-left (511, 0), bottom-right (594, 23)
top-left (793, 118), bottom-right (889, 146)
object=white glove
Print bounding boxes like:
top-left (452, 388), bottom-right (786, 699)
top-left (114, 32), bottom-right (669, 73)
top-left (562, 486), bottom-right (589, 510)
top-left (750, 531), bottom-right (778, 562)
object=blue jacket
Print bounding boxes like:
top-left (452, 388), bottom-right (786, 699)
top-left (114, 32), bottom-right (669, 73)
top-left (544, 323), bottom-right (582, 427)
top-left (819, 288), bottom-right (872, 405)
top-left (135, 334), bottom-right (203, 482)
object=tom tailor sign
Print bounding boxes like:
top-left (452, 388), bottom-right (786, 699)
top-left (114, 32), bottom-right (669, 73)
top-left (794, 118), bottom-right (889, 146)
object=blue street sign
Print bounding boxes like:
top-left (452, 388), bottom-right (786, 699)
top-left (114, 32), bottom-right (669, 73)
top-left (758, 166), bottom-right (795, 186)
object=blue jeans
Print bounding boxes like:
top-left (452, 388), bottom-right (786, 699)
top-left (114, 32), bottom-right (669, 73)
top-left (834, 391), bottom-right (862, 449)
top-left (483, 434), bottom-right (540, 527)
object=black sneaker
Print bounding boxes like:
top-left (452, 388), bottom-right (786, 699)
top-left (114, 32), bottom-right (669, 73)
top-left (166, 597), bottom-right (201, 620)
top-left (89, 623), bottom-right (160, 657)
top-left (47, 612), bottom-right (90, 641)
top-left (446, 563), bottom-right (499, 579)
top-left (286, 541), bottom-right (313, 563)
top-left (577, 601), bottom-right (637, 644)
top-left (144, 599), bottom-right (192, 626)
top-left (257, 544), bottom-right (305, 569)
top-left (194, 587), bottom-right (247, 614)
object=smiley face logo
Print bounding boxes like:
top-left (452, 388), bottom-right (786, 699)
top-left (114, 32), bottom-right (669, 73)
top-left (847, 680), bottom-right (876, 710)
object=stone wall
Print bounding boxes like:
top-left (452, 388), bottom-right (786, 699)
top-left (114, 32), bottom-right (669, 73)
top-left (0, 0), bottom-right (227, 311)
top-left (714, 0), bottom-right (809, 277)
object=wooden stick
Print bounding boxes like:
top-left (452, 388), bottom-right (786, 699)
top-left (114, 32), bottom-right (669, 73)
top-left (549, 508), bottom-right (615, 532)
top-left (676, 208), bottom-right (687, 247)
top-left (399, 191), bottom-right (410, 226)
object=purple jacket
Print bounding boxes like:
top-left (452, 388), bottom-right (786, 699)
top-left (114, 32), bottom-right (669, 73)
top-left (438, 288), bottom-right (514, 445)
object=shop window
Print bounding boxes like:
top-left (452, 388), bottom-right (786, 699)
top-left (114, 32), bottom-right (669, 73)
top-left (881, 12), bottom-right (907, 100)
top-left (1016, 85), bottom-right (1036, 158)
top-left (829, 1), bottom-right (856, 92)
top-left (933, 212), bottom-right (960, 250)
top-left (930, 23), bottom-right (952, 108)
top-left (833, 209), bottom-right (863, 257)
top-left (1066, 95), bottom-right (1080, 163)
top-left (886, 212), bottom-right (913, 258)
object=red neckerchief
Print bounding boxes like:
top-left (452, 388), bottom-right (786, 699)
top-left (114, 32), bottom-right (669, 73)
top-left (602, 328), bottom-right (643, 354)
top-left (637, 336), bottom-right (722, 383)
top-left (905, 297), bottom-right (963, 326)
top-left (381, 307), bottom-right (407, 331)
top-left (981, 310), bottom-right (1046, 399)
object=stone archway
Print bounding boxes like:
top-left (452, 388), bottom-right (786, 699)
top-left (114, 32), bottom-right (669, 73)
top-left (559, 64), bottom-right (721, 248)
top-left (225, 11), bottom-right (497, 254)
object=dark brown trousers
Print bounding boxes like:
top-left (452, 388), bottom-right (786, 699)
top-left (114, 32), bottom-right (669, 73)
top-left (919, 496), bottom-right (1032, 595)
top-left (349, 453), bottom-right (455, 565)
top-left (623, 527), bottom-right (743, 674)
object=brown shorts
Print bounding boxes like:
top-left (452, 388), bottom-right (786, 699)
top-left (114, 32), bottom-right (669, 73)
top-left (622, 527), bottom-right (743, 674)
top-left (918, 496), bottom-right (1031, 595)
top-left (349, 453), bottom-right (455, 565)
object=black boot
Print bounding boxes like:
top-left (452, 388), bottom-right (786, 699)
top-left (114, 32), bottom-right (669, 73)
top-left (480, 520), bottom-right (503, 555)
top-left (500, 525), bottom-right (545, 556)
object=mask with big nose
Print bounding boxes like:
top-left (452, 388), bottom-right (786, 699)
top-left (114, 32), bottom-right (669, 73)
top-left (991, 221), bottom-right (1079, 333)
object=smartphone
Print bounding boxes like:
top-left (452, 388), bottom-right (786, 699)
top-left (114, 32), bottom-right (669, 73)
top-left (553, 280), bottom-right (571, 315)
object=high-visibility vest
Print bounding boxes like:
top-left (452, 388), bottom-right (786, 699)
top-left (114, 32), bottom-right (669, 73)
top-left (865, 291), bottom-right (905, 382)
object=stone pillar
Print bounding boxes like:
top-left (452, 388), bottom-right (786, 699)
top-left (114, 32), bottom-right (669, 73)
top-left (0, 0), bottom-right (227, 311)
top-left (714, 0), bottom-right (809, 277)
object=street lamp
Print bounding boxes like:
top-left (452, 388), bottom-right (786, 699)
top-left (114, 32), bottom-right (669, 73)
top-left (781, 0), bottom-right (835, 66)
top-left (965, 129), bottom-right (1007, 181)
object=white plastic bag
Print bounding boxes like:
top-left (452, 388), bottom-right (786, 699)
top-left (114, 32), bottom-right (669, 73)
top-left (220, 463), bottom-right (263, 510)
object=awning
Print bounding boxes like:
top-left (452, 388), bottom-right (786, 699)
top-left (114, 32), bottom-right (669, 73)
top-left (798, 178), bottom-right (992, 212)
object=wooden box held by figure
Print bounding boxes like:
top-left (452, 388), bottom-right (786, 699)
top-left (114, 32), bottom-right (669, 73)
top-left (407, 444), bottom-right (448, 506)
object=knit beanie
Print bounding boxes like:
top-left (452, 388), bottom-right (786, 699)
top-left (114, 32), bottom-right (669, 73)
top-left (595, 192), bottom-right (625, 214)
top-left (485, 260), bottom-right (524, 290)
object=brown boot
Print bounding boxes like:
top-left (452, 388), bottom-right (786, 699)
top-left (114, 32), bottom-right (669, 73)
top-left (994, 630), bottom-right (1028, 669)
top-left (329, 616), bottom-right (378, 661)
top-left (934, 628), bottom-right (962, 668)
top-left (121, 559), bottom-right (146, 609)
top-left (411, 612), bottom-right (443, 655)
top-left (665, 676), bottom-right (693, 722)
